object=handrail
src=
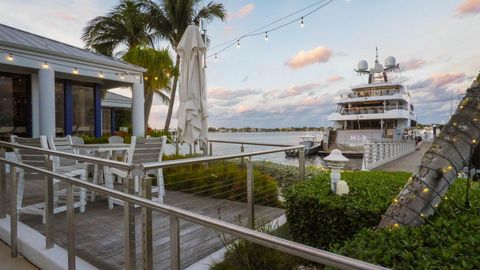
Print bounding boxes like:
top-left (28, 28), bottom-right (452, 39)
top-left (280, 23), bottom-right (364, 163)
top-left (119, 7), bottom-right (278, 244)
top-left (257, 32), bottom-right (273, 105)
top-left (208, 139), bottom-right (292, 148)
top-left (0, 157), bottom-right (388, 270)
top-left (0, 141), bottom-right (132, 170)
top-left (142, 145), bottom-right (304, 170)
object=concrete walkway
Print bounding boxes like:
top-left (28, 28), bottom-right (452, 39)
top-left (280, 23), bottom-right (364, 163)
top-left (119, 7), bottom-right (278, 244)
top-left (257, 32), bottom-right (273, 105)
top-left (0, 241), bottom-right (38, 270)
top-left (374, 142), bottom-right (432, 173)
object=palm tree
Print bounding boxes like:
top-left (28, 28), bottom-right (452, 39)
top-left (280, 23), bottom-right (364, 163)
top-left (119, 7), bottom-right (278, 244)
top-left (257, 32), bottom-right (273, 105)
top-left (82, 0), bottom-right (153, 56)
top-left (82, 0), bottom-right (175, 129)
top-left (123, 46), bottom-right (175, 128)
top-left (378, 72), bottom-right (480, 228)
top-left (141, 0), bottom-right (226, 131)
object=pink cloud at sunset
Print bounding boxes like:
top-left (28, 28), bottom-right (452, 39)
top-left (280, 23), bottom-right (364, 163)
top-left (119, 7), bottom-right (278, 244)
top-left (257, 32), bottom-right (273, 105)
top-left (456, 0), bottom-right (480, 16)
top-left (401, 58), bottom-right (427, 71)
top-left (285, 46), bottom-right (332, 70)
top-left (429, 72), bottom-right (466, 87)
top-left (227, 3), bottom-right (255, 20)
top-left (327, 75), bottom-right (344, 84)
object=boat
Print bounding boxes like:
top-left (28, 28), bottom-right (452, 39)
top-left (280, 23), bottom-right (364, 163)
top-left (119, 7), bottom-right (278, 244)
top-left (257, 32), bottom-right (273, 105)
top-left (286, 134), bottom-right (323, 157)
top-left (328, 48), bottom-right (417, 146)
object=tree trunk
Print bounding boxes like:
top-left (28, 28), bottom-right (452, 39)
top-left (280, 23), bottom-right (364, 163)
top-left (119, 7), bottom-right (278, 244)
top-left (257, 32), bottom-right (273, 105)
top-left (163, 54), bottom-right (181, 131)
top-left (144, 90), bottom-right (154, 130)
top-left (378, 74), bottom-right (480, 228)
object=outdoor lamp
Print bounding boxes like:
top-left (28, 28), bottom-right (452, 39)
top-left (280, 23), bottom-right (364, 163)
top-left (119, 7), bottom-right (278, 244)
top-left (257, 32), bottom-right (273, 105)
top-left (324, 149), bottom-right (350, 195)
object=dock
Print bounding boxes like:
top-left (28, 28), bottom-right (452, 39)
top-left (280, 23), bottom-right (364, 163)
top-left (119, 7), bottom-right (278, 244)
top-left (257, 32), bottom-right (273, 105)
top-left (7, 179), bottom-right (284, 269)
top-left (374, 142), bottom-right (432, 173)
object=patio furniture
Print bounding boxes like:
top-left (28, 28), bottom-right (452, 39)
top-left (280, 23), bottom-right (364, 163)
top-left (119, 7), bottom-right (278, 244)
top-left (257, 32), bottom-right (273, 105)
top-left (108, 136), bottom-right (124, 144)
top-left (70, 142), bottom-right (131, 202)
top-left (105, 136), bottom-right (166, 208)
top-left (44, 136), bottom-right (87, 213)
top-left (10, 136), bottom-right (85, 223)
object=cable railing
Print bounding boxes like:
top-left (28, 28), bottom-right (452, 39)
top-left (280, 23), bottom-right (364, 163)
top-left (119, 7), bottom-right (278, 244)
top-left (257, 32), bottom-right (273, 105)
top-left (0, 140), bottom-right (388, 270)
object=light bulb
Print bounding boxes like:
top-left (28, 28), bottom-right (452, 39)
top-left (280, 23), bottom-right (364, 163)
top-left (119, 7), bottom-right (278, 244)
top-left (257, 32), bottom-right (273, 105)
top-left (214, 54), bottom-right (218, 61)
top-left (300, 17), bottom-right (304, 28)
top-left (136, 75), bottom-right (140, 80)
top-left (265, 32), bottom-right (269, 41)
top-left (99, 72), bottom-right (104, 78)
top-left (237, 40), bottom-right (240, 48)
top-left (154, 76), bottom-right (158, 80)
top-left (144, 76), bottom-right (148, 81)
top-left (73, 68), bottom-right (79, 75)
top-left (120, 74), bottom-right (125, 80)
top-left (7, 53), bottom-right (13, 61)
top-left (42, 61), bottom-right (49, 69)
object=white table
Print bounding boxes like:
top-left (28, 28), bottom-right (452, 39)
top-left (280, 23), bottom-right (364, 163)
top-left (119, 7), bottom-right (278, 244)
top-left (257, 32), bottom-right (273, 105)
top-left (71, 143), bottom-right (131, 201)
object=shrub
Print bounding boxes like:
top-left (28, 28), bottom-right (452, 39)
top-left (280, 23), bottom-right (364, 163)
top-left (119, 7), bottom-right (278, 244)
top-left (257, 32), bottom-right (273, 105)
top-left (284, 171), bottom-right (410, 249)
top-left (163, 160), bottom-right (281, 207)
top-left (332, 179), bottom-right (480, 269)
top-left (252, 161), bottom-right (325, 190)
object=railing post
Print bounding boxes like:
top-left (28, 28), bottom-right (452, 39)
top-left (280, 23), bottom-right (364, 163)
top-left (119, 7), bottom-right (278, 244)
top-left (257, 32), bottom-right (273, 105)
top-left (246, 159), bottom-right (255, 229)
top-left (240, 144), bottom-right (245, 166)
top-left (45, 159), bottom-right (54, 249)
top-left (189, 145), bottom-right (192, 155)
top-left (124, 176), bottom-right (136, 270)
top-left (209, 141), bottom-right (213, 156)
top-left (0, 148), bottom-right (6, 219)
top-left (10, 166), bottom-right (17, 258)
top-left (66, 183), bottom-right (76, 270)
top-left (170, 216), bottom-right (180, 270)
top-left (142, 176), bottom-right (153, 270)
top-left (298, 149), bottom-right (305, 181)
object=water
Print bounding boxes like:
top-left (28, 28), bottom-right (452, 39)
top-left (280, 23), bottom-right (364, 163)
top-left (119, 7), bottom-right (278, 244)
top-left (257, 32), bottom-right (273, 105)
top-left (209, 131), bottom-right (326, 167)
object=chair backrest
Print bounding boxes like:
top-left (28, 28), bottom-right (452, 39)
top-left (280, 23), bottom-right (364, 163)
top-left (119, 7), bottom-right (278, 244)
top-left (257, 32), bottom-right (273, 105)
top-left (127, 136), bottom-right (166, 165)
top-left (45, 136), bottom-right (77, 167)
top-left (10, 135), bottom-right (48, 171)
top-left (69, 135), bottom-right (84, 145)
top-left (108, 136), bottom-right (124, 144)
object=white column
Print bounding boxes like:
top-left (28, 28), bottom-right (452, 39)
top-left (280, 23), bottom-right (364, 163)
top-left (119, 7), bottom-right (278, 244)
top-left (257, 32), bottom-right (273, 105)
top-left (38, 69), bottom-right (56, 136)
top-left (30, 73), bottom-right (40, 137)
top-left (131, 82), bottom-right (145, 136)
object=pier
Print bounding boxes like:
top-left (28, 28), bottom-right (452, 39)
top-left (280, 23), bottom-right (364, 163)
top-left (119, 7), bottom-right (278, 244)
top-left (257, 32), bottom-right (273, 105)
top-left (374, 142), bottom-right (432, 173)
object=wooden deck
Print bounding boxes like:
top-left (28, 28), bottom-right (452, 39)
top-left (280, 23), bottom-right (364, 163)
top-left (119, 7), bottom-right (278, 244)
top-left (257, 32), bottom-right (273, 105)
top-left (374, 142), bottom-right (432, 173)
top-left (7, 178), bottom-right (284, 269)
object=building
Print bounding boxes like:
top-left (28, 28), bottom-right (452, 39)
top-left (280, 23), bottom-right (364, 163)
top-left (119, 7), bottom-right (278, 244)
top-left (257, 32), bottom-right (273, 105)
top-left (0, 23), bottom-right (145, 140)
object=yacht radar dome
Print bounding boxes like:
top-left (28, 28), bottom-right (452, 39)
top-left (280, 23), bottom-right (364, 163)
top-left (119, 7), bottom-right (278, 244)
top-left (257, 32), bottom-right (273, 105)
top-left (385, 56), bottom-right (396, 68)
top-left (357, 60), bottom-right (368, 72)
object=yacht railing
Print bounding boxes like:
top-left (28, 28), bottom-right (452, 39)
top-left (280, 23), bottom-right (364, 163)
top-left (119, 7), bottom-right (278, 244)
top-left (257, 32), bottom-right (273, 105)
top-left (339, 105), bottom-right (409, 115)
top-left (0, 141), bottom-right (387, 270)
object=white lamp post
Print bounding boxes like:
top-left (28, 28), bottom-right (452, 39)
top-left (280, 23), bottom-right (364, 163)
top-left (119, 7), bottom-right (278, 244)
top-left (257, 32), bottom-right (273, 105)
top-left (324, 149), bottom-right (350, 195)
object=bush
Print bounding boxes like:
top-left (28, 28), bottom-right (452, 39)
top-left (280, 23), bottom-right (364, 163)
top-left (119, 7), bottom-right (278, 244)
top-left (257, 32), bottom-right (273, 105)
top-left (163, 160), bottom-right (281, 207)
top-left (284, 171), bottom-right (410, 249)
top-left (332, 179), bottom-right (480, 269)
top-left (252, 161), bottom-right (325, 190)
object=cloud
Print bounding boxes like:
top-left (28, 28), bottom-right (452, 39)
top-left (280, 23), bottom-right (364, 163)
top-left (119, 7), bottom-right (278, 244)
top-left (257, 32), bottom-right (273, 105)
top-left (456, 0), bottom-right (480, 16)
top-left (285, 46), bottom-right (332, 70)
top-left (401, 58), bottom-right (427, 71)
top-left (227, 3), bottom-right (255, 20)
top-left (410, 72), bottom-right (466, 89)
top-left (277, 83), bottom-right (322, 98)
top-left (327, 75), bottom-right (344, 84)
top-left (209, 87), bottom-right (261, 100)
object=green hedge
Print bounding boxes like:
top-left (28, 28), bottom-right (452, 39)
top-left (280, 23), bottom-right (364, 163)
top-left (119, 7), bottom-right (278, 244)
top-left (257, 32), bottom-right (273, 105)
top-left (163, 160), bottom-right (281, 207)
top-left (284, 171), bottom-right (411, 249)
top-left (331, 179), bottom-right (480, 269)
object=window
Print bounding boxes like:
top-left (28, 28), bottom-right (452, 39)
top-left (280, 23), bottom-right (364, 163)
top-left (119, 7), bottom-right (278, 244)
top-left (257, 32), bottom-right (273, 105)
top-left (55, 80), bottom-right (65, 136)
top-left (72, 83), bottom-right (94, 135)
top-left (0, 72), bottom-right (29, 140)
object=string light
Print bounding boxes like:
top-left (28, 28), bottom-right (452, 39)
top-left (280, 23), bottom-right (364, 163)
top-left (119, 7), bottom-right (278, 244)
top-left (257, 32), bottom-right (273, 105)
top-left (300, 17), bottom-right (304, 28)
top-left (99, 72), bottom-right (104, 78)
top-left (265, 32), bottom-right (269, 41)
top-left (73, 67), bottom-right (79, 74)
top-left (7, 53), bottom-right (13, 61)
top-left (236, 40), bottom-right (240, 48)
top-left (42, 61), bottom-right (49, 69)
top-left (422, 187), bottom-right (429, 193)
top-left (154, 76), bottom-right (158, 80)
top-left (144, 76), bottom-right (148, 81)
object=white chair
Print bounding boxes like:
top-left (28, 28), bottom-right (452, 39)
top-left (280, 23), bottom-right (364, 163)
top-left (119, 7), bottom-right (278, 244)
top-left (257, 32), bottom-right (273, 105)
top-left (105, 136), bottom-right (166, 208)
top-left (44, 136), bottom-right (87, 212)
top-left (10, 136), bottom-right (85, 223)
top-left (108, 136), bottom-right (124, 144)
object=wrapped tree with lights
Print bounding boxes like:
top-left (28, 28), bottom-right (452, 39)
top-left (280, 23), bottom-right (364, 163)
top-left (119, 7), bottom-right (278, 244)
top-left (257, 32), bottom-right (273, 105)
top-left (379, 72), bottom-right (480, 228)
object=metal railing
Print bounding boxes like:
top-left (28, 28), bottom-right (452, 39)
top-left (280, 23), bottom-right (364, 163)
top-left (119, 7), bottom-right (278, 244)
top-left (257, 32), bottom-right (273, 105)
top-left (0, 140), bottom-right (387, 270)
top-left (361, 141), bottom-right (416, 170)
top-left (339, 105), bottom-right (409, 115)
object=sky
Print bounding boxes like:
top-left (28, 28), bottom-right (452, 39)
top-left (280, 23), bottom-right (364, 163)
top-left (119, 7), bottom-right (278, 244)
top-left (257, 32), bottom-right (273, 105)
top-left (1, 0), bottom-right (480, 128)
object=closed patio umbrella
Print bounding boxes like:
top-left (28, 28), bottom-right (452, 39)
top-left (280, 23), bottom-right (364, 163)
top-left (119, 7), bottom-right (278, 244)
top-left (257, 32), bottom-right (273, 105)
top-left (176, 24), bottom-right (208, 146)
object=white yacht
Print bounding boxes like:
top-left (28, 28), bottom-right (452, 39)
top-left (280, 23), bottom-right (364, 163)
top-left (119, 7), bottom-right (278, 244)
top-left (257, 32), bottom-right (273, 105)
top-left (328, 49), bottom-right (417, 146)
